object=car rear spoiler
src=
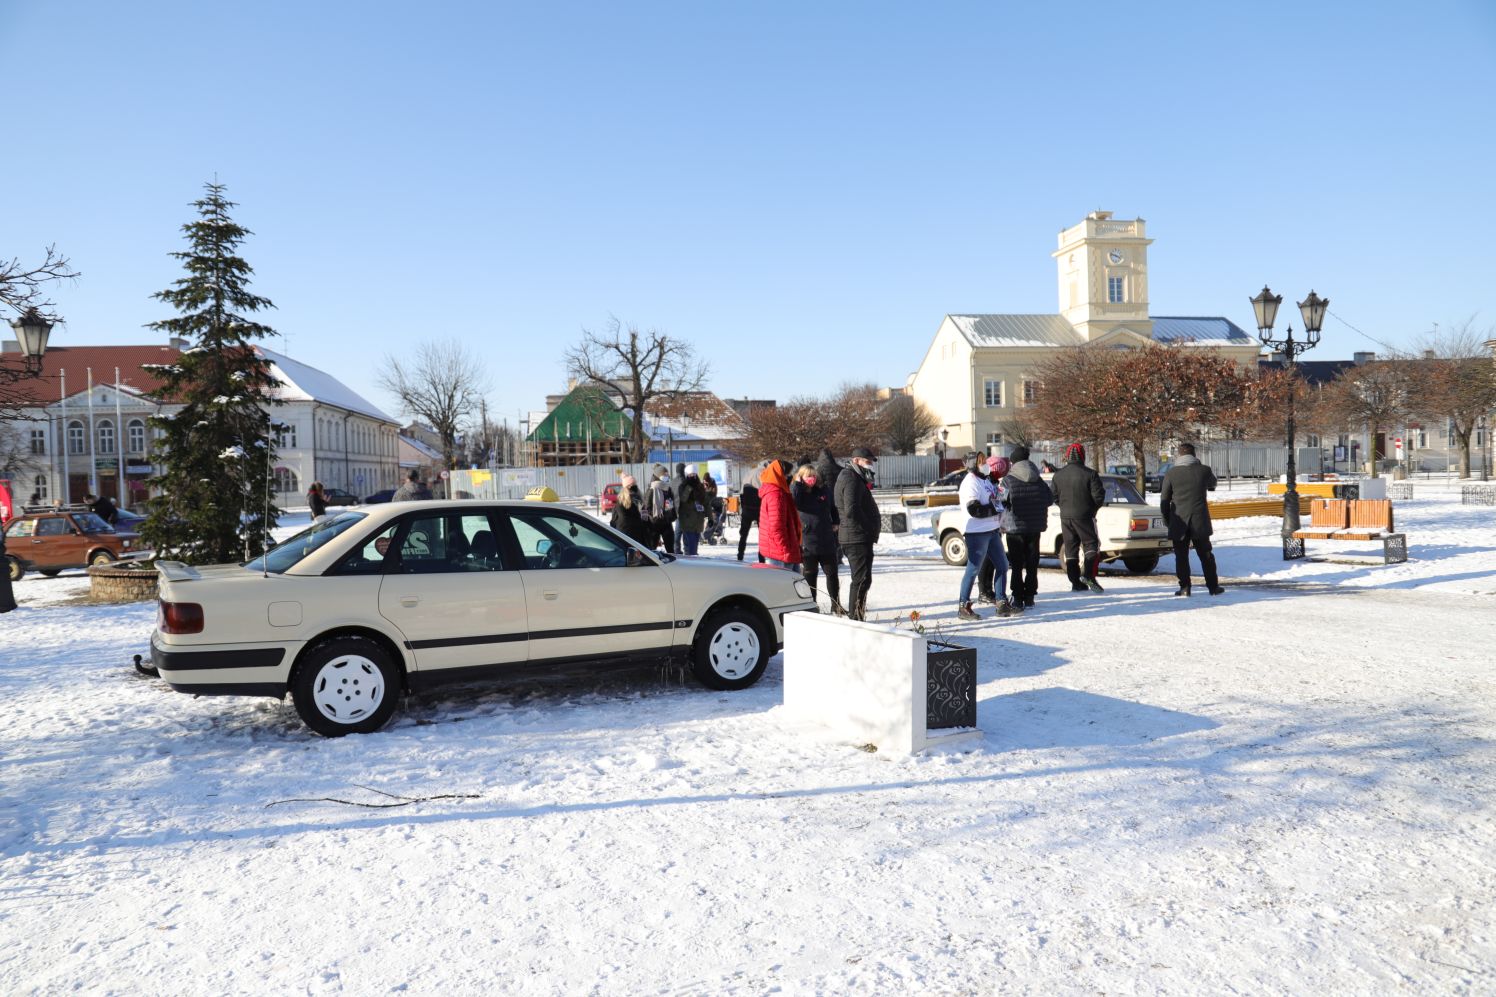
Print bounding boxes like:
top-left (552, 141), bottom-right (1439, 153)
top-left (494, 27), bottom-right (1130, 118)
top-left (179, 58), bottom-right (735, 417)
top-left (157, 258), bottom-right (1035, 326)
top-left (155, 560), bottom-right (201, 582)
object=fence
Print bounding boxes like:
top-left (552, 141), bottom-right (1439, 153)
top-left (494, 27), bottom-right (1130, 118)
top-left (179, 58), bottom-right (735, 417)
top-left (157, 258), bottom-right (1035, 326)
top-left (1461, 484), bottom-right (1496, 506)
top-left (448, 454), bottom-right (943, 501)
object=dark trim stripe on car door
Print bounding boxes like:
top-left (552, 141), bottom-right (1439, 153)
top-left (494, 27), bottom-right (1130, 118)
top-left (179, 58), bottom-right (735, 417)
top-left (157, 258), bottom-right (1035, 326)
top-left (403, 620), bottom-right (674, 651)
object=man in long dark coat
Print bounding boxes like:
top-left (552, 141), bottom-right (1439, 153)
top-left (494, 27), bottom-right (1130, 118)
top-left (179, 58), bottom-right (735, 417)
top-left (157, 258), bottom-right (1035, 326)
top-left (1051, 442), bottom-right (1106, 592)
top-left (1160, 442), bottom-right (1223, 596)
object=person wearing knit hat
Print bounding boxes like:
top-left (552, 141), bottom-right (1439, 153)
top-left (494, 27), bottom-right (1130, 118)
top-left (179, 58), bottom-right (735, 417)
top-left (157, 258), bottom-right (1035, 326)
top-left (1052, 440), bottom-right (1106, 592)
top-left (645, 464), bottom-right (676, 554)
top-left (1009, 445), bottom-right (1030, 464)
top-left (976, 456), bottom-right (1015, 608)
top-left (996, 445), bottom-right (1054, 608)
top-left (610, 473), bottom-right (653, 547)
top-left (954, 453), bottom-right (1018, 620)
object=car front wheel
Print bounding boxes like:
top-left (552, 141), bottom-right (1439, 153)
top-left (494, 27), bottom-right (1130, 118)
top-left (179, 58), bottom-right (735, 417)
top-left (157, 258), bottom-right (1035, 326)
top-left (88, 549), bottom-right (116, 567)
top-left (291, 636), bottom-right (400, 737)
top-left (940, 531), bottom-right (967, 567)
top-left (691, 608), bottom-right (771, 690)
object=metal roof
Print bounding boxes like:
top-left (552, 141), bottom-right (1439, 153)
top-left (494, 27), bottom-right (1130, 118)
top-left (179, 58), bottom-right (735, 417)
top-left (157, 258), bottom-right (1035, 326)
top-left (1149, 317), bottom-right (1255, 345)
top-left (948, 314), bottom-right (1254, 349)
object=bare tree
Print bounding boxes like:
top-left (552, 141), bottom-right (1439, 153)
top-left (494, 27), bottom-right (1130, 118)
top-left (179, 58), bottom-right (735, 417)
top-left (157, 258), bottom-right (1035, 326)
top-left (378, 340), bottom-right (490, 471)
top-left (564, 318), bottom-right (710, 462)
top-left (2, 245), bottom-right (79, 411)
top-left (881, 394), bottom-right (940, 454)
top-left (734, 383), bottom-right (887, 464)
top-left (1317, 360), bottom-right (1415, 478)
top-left (1408, 320), bottom-right (1496, 477)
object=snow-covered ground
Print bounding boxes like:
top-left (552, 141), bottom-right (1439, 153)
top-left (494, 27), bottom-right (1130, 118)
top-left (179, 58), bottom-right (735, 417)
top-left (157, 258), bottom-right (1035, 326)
top-left (2, 492), bottom-right (1493, 993)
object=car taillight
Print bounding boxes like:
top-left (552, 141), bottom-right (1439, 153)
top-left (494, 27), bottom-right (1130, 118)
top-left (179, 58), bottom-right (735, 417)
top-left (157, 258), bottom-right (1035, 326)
top-left (1129, 517), bottom-right (1150, 533)
top-left (158, 600), bottom-right (204, 634)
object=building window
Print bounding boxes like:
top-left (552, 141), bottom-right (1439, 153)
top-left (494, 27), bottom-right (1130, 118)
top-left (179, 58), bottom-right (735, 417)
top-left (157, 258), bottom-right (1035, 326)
top-left (33, 474), bottom-right (48, 501)
top-left (272, 467), bottom-right (299, 493)
top-left (276, 423), bottom-right (297, 449)
top-left (30, 428), bottom-right (46, 455)
top-left (1108, 276), bottom-right (1124, 303)
top-left (1022, 380), bottom-right (1038, 407)
top-left (97, 419), bottom-right (116, 455)
top-left (67, 420), bottom-right (85, 455)
top-left (985, 432), bottom-right (1003, 451)
top-left (1416, 429), bottom-right (1428, 449)
top-left (127, 420), bottom-right (146, 454)
top-left (983, 378), bottom-right (1003, 407)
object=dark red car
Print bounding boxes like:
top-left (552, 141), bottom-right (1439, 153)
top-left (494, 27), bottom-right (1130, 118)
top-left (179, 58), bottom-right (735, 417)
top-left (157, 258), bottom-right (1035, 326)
top-left (599, 483), bottom-right (621, 513)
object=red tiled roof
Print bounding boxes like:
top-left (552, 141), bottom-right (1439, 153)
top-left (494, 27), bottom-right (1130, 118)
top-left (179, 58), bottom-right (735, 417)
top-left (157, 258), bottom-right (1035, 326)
top-left (0, 345), bottom-right (183, 406)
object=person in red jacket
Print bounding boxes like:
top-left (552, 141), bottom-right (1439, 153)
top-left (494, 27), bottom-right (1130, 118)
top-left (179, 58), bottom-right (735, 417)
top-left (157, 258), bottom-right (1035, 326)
top-left (756, 459), bottom-right (802, 570)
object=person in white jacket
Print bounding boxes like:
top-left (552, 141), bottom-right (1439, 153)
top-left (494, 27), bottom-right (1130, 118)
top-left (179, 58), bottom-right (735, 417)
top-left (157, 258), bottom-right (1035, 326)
top-left (955, 452), bottom-right (1019, 620)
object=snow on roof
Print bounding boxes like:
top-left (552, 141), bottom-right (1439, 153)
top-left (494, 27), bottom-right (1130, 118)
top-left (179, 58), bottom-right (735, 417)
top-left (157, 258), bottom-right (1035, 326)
top-left (256, 346), bottom-right (395, 423)
top-left (950, 314), bottom-right (1255, 349)
top-left (1149, 316), bottom-right (1255, 345)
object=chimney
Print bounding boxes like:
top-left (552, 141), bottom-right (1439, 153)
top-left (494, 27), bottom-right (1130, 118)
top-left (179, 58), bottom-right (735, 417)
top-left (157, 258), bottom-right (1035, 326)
top-left (2, 340), bottom-right (18, 354)
top-left (1353, 351), bottom-right (1376, 365)
top-left (1269, 351), bottom-right (1285, 363)
top-left (1423, 349), bottom-right (1436, 359)
top-left (169, 336), bottom-right (190, 349)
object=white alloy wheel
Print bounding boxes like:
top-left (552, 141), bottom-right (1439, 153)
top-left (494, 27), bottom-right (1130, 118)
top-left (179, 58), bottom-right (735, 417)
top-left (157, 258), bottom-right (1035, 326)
top-left (310, 653), bottom-right (387, 724)
top-left (707, 620), bottom-right (761, 681)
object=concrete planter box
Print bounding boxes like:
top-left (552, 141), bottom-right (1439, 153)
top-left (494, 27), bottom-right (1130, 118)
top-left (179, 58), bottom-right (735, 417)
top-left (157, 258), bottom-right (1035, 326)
top-left (87, 563), bottom-right (159, 603)
top-left (782, 611), bottom-right (981, 755)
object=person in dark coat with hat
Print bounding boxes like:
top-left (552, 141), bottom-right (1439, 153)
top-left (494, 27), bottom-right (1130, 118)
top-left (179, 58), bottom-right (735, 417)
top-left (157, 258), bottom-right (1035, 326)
top-left (1160, 442), bottom-right (1223, 595)
top-left (996, 445), bottom-right (1053, 608)
top-left (1051, 442), bottom-right (1106, 592)
top-left (834, 446), bottom-right (881, 621)
top-left (736, 470), bottom-right (763, 562)
top-left (791, 462), bottom-right (843, 614)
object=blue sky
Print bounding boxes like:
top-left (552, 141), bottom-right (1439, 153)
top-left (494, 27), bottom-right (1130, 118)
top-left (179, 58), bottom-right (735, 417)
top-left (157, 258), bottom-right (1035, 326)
top-left (4, 1), bottom-right (1494, 426)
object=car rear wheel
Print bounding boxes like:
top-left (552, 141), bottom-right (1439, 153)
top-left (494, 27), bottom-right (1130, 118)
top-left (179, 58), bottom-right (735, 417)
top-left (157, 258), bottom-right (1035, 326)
top-left (1123, 553), bottom-right (1160, 574)
top-left (940, 531), bottom-right (967, 567)
top-left (6, 556), bottom-right (22, 582)
top-left (691, 608), bottom-right (771, 690)
top-left (88, 549), bottom-right (116, 567)
top-left (291, 637), bottom-right (400, 737)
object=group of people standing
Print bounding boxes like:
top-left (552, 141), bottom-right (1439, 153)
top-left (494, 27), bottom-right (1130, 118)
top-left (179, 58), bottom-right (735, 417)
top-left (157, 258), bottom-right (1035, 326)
top-left (608, 461), bottom-right (725, 558)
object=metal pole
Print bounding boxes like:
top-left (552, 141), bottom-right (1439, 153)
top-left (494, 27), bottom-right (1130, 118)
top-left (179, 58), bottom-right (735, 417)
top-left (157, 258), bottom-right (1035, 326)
top-left (59, 369), bottom-right (69, 504)
top-left (115, 367), bottom-right (126, 509)
top-left (1282, 331), bottom-right (1300, 537)
top-left (87, 368), bottom-right (98, 496)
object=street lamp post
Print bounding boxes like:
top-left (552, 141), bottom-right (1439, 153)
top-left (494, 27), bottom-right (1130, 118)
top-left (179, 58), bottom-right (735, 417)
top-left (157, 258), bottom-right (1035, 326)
top-left (2, 307), bottom-right (56, 382)
top-left (1251, 286), bottom-right (1328, 555)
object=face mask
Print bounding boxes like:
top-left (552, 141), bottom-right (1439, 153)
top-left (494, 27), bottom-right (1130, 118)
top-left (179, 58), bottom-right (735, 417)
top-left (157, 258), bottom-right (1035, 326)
top-left (804, 476), bottom-right (817, 485)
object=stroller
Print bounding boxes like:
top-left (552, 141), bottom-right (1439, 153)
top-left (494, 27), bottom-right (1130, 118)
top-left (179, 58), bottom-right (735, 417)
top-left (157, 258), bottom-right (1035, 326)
top-left (702, 496), bottom-right (728, 545)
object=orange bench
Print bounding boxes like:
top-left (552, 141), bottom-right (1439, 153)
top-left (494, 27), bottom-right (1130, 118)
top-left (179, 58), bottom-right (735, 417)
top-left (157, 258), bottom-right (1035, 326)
top-left (1288, 498), bottom-right (1407, 563)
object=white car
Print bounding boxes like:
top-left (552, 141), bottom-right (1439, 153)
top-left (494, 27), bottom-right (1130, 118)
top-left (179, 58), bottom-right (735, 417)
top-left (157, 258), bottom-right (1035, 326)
top-left (934, 474), bottom-right (1172, 574)
top-left (150, 500), bottom-right (818, 736)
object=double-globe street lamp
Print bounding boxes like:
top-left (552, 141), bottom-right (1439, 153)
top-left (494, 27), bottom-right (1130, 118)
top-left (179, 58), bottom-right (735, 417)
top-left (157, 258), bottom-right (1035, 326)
top-left (1, 307), bottom-right (56, 383)
top-left (1250, 286), bottom-right (1328, 551)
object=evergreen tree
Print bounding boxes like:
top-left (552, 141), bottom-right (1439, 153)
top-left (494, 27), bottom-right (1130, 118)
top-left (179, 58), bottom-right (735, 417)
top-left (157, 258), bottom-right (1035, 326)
top-left (142, 182), bottom-right (281, 564)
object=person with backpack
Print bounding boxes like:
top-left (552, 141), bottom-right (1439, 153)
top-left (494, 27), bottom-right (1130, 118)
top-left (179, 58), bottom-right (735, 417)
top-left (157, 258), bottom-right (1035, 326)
top-left (646, 464), bottom-right (676, 554)
top-left (675, 466), bottom-right (709, 556)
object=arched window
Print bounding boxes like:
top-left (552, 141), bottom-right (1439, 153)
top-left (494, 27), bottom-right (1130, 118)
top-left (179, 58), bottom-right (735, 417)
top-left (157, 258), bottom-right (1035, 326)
top-left (67, 420), bottom-right (86, 455)
top-left (127, 419), bottom-right (147, 454)
top-left (97, 419), bottom-right (116, 455)
top-left (272, 467), bottom-right (299, 493)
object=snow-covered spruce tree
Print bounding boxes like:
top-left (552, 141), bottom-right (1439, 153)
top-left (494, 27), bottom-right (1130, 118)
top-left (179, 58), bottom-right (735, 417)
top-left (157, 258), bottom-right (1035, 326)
top-left (142, 183), bottom-right (281, 564)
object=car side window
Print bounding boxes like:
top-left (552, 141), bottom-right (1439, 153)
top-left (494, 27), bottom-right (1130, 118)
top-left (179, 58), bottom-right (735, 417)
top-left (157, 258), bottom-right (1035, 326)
top-left (331, 521), bottom-right (402, 576)
top-left (35, 517), bottom-right (68, 536)
top-left (7, 519), bottom-right (36, 538)
top-left (394, 513), bottom-right (507, 574)
top-left (505, 509), bottom-right (629, 569)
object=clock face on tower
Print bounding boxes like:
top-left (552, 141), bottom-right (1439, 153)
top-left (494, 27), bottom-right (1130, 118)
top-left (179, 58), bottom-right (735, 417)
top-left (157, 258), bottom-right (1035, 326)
top-left (1107, 249), bottom-right (1124, 265)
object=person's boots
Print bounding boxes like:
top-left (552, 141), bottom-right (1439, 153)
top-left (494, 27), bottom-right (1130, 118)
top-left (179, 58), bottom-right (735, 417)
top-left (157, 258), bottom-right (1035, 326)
top-left (1202, 550), bottom-right (1224, 594)
top-left (977, 587), bottom-right (998, 604)
top-left (1083, 555), bottom-right (1104, 592)
top-left (1175, 581), bottom-right (1191, 596)
top-left (957, 601), bottom-right (981, 621)
top-left (1066, 560), bottom-right (1086, 592)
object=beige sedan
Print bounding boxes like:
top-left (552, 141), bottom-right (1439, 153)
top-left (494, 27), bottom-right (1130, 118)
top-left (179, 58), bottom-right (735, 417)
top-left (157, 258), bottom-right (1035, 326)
top-left (151, 500), bottom-right (818, 736)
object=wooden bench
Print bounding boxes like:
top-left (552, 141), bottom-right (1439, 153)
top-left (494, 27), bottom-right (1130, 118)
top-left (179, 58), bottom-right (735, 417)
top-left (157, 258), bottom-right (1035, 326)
top-left (1286, 498), bottom-right (1407, 563)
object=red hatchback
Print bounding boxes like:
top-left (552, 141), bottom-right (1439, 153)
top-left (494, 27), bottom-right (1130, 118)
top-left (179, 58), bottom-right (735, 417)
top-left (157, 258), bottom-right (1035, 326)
top-left (599, 483), bottom-right (621, 513)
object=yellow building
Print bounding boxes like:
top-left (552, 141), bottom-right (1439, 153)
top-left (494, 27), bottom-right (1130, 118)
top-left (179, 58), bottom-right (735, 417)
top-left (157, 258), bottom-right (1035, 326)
top-left (909, 211), bottom-right (1262, 455)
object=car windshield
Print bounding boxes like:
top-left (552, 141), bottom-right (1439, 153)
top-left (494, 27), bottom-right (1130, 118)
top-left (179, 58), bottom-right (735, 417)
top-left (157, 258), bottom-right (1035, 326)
top-left (245, 511), bottom-right (368, 573)
top-left (73, 512), bottom-right (114, 533)
top-left (1102, 477), bottom-right (1146, 504)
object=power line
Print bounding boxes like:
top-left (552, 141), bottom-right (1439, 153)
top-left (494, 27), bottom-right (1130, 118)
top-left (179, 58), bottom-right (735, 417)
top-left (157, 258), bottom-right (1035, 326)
top-left (1327, 309), bottom-right (1421, 358)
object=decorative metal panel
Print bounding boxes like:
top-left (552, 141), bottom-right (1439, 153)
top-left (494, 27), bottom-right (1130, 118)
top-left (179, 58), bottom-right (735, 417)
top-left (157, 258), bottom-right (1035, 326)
top-left (1461, 484), bottom-right (1496, 506)
top-left (926, 642), bottom-right (977, 730)
top-left (1282, 536), bottom-right (1306, 561)
top-left (1383, 534), bottom-right (1408, 564)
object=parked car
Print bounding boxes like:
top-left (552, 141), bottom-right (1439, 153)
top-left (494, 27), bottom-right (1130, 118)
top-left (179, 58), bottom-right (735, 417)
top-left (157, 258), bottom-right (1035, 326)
top-left (363, 489), bottom-right (395, 504)
top-left (1144, 461), bottom-right (1174, 493)
top-left (934, 474), bottom-right (1170, 575)
top-left (600, 483), bottom-right (621, 513)
top-left (4, 506), bottom-right (152, 581)
top-left (1107, 464), bottom-right (1138, 478)
top-left (901, 469), bottom-right (967, 508)
top-left (149, 500), bottom-right (820, 736)
top-left (321, 488), bottom-right (361, 507)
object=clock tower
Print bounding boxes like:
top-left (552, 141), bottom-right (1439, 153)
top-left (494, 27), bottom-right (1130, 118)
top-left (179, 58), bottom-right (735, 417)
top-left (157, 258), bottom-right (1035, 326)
top-left (1053, 211), bottom-right (1153, 343)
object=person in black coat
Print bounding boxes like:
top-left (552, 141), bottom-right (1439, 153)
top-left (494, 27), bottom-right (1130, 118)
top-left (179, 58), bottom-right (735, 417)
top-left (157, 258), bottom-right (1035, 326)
top-left (997, 445), bottom-right (1053, 608)
top-left (791, 463), bottom-right (842, 614)
top-left (85, 493), bottom-right (118, 525)
top-left (834, 447), bottom-right (881, 620)
top-left (1160, 442), bottom-right (1223, 595)
top-left (609, 475), bottom-right (654, 549)
top-left (736, 472), bottom-right (763, 562)
top-left (671, 462), bottom-right (688, 553)
top-left (1051, 442), bottom-right (1106, 592)
top-left (307, 482), bottom-right (328, 520)
top-left (0, 525), bottom-right (16, 613)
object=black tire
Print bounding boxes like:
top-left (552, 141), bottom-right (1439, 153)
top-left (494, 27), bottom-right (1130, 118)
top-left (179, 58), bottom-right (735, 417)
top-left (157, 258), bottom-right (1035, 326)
top-left (291, 636), bottom-right (400, 737)
top-left (40, 568), bottom-right (62, 577)
top-left (6, 556), bottom-right (22, 582)
top-left (691, 608), bottom-right (772, 691)
top-left (88, 549), bottom-right (115, 567)
top-left (940, 531), bottom-right (967, 567)
top-left (1123, 553), bottom-right (1160, 574)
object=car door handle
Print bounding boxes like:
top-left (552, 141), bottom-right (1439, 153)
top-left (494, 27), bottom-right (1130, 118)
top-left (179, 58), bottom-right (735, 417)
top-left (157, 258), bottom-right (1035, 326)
top-left (543, 589), bottom-right (559, 600)
top-left (400, 596), bottom-right (420, 607)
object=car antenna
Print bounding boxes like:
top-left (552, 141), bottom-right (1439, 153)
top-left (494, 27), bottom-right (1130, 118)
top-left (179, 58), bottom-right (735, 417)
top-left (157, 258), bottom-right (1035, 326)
top-left (262, 451), bottom-right (271, 579)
